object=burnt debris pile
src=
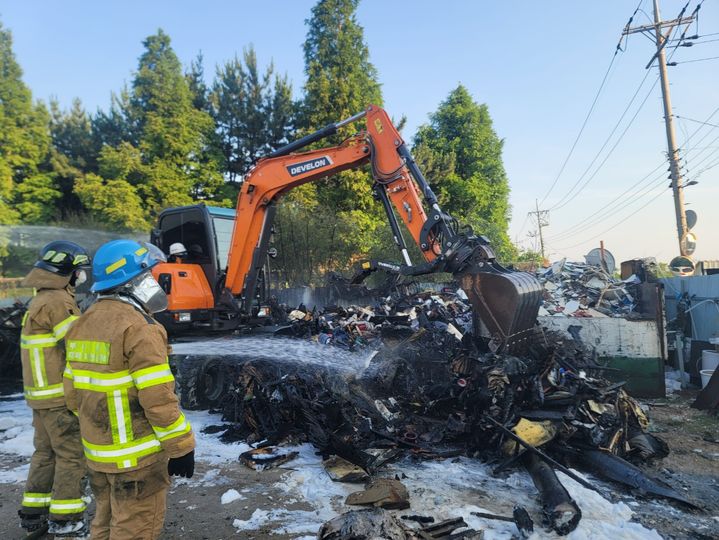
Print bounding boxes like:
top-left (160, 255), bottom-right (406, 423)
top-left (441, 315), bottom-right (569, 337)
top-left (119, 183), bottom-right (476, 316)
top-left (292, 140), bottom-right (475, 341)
top-left (196, 291), bottom-right (693, 535)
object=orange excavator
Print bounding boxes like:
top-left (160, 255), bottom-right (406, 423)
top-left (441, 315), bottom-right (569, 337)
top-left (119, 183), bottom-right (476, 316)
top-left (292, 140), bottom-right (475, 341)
top-left (150, 105), bottom-right (542, 352)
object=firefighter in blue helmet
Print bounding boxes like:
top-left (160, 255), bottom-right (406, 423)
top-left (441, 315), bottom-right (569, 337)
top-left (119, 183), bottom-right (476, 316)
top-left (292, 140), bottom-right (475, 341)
top-left (19, 241), bottom-right (91, 538)
top-left (63, 239), bottom-right (195, 540)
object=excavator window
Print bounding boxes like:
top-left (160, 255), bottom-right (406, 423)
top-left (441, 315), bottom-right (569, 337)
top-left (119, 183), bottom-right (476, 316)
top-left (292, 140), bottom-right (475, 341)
top-left (159, 209), bottom-right (211, 264)
top-left (211, 215), bottom-right (234, 271)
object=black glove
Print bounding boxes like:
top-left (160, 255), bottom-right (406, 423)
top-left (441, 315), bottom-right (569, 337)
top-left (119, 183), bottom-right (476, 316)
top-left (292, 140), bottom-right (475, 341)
top-left (168, 450), bottom-right (195, 478)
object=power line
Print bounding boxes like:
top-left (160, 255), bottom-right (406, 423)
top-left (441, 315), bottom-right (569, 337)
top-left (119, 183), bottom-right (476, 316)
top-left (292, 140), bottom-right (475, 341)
top-left (551, 134), bottom-right (719, 248)
top-left (553, 187), bottom-right (669, 251)
top-left (668, 55), bottom-right (719, 64)
top-left (536, 1), bottom-right (644, 207)
top-left (547, 72), bottom-right (658, 211)
top-left (546, 166), bottom-right (665, 241)
top-left (546, 1), bottom-right (694, 214)
top-left (674, 114), bottom-right (719, 129)
top-left (547, 105), bottom-right (719, 242)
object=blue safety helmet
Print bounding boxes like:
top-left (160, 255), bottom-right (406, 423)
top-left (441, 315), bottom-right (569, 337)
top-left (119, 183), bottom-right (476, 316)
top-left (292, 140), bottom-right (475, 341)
top-left (91, 240), bottom-right (167, 293)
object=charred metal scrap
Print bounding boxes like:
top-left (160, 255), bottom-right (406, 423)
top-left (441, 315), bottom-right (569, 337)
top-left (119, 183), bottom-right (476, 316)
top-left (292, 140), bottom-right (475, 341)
top-left (200, 292), bottom-right (692, 535)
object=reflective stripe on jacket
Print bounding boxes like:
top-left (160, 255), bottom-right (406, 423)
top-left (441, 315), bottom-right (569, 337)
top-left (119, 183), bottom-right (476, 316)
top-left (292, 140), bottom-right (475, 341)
top-left (64, 299), bottom-right (195, 473)
top-left (20, 268), bottom-right (80, 410)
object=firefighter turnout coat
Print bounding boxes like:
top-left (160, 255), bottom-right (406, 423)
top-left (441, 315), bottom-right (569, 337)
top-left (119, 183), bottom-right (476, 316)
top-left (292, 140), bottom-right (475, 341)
top-left (20, 268), bottom-right (80, 408)
top-left (63, 298), bottom-right (195, 473)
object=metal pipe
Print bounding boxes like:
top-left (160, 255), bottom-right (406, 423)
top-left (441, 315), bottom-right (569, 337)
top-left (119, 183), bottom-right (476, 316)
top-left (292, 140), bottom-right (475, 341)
top-left (374, 185), bottom-right (411, 265)
top-left (267, 110), bottom-right (367, 159)
top-left (336, 110), bottom-right (367, 129)
top-left (397, 144), bottom-right (439, 206)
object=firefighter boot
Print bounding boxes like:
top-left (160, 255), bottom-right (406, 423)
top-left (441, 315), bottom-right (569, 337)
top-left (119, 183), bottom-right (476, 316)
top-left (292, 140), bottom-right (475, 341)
top-left (48, 518), bottom-right (89, 539)
top-left (18, 509), bottom-right (48, 532)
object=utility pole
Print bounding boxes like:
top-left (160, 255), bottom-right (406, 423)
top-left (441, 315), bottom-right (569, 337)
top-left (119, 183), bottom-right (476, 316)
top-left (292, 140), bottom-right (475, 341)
top-left (528, 199), bottom-right (549, 260)
top-left (623, 0), bottom-right (695, 256)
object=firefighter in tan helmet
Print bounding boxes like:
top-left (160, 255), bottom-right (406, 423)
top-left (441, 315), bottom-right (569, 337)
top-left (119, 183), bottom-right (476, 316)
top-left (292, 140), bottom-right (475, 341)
top-left (64, 239), bottom-right (195, 540)
top-left (18, 241), bottom-right (91, 538)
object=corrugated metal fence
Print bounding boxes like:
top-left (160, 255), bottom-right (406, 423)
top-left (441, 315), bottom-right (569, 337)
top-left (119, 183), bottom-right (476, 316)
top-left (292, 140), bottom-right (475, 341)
top-left (661, 275), bottom-right (719, 341)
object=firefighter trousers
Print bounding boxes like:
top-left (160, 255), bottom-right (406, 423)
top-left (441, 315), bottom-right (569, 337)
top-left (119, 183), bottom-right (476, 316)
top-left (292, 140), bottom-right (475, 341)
top-left (22, 407), bottom-right (87, 521)
top-left (88, 459), bottom-right (171, 540)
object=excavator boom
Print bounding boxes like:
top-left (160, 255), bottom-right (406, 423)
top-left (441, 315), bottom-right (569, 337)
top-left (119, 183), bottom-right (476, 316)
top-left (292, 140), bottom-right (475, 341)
top-left (219, 105), bottom-right (541, 351)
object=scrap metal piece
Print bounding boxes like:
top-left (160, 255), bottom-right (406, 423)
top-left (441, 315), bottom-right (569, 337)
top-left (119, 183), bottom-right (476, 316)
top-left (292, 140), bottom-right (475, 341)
top-left (239, 447), bottom-right (299, 470)
top-left (470, 506), bottom-right (533, 539)
top-left (324, 455), bottom-right (370, 483)
top-left (346, 478), bottom-right (410, 510)
top-left (575, 449), bottom-right (698, 507)
top-left (421, 517), bottom-right (466, 536)
top-left (318, 508), bottom-right (408, 540)
top-left (501, 418), bottom-right (557, 456)
top-left (523, 453), bottom-right (582, 536)
top-left (484, 415), bottom-right (600, 494)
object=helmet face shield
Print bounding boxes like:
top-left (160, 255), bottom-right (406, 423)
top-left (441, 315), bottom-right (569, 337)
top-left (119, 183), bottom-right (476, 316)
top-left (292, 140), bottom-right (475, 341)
top-left (142, 242), bottom-right (168, 265)
top-left (124, 271), bottom-right (168, 314)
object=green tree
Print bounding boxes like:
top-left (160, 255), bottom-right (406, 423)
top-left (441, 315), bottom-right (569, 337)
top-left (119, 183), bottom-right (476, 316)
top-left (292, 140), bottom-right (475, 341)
top-left (186, 52), bottom-right (210, 113)
top-left (49, 98), bottom-right (97, 218)
top-left (210, 47), bottom-right (294, 183)
top-left (0, 21), bottom-right (56, 224)
top-left (83, 30), bottom-right (224, 227)
top-left (91, 89), bottom-right (136, 148)
top-left (273, 0), bottom-right (389, 284)
top-left (300, 0), bottom-right (382, 212)
top-left (413, 85), bottom-right (515, 259)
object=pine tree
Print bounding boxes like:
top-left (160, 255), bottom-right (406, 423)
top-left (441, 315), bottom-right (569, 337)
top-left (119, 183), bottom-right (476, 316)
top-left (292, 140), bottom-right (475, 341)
top-left (80, 29), bottom-right (224, 228)
top-left (300, 0), bottom-right (382, 212)
top-left (412, 85), bottom-right (515, 258)
top-left (48, 98), bottom-right (97, 218)
top-left (0, 21), bottom-right (56, 224)
top-left (210, 47), bottom-right (294, 183)
top-left (186, 52), bottom-right (210, 113)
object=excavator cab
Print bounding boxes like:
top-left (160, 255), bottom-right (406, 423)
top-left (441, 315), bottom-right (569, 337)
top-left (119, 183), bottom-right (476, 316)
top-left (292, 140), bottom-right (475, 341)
top-left (150, 204), bottom-right (269, 333)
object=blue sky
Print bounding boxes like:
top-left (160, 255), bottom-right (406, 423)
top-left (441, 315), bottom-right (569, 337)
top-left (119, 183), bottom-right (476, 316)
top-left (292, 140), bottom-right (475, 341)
top-left (2, 0), bottom-right (718, 263)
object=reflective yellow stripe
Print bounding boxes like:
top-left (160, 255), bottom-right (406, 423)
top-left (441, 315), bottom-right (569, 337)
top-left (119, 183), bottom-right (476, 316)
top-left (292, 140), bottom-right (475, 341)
top-left (23, 492), bottom-right (51, 508)
top-left (107, 389), bottom-right (133, 445)
top-left (135, 247), bottom-right (148, 256)
top-left (73, 254), bottom-right (89, 266)
top-left (132, 364), bottom-right (175, 389)
top-left (50, 498), bottom-right (86, 514)
top-left (67, 340), bottom-right (111, 365)
top-left (63, 364), bottom-right (73, 380)
top-left (24, 383), bottom-right (64, 400)
top-left (53, 315), bottom-right (79, 341)
top-left (70, 369), bottom-right (133, 392)
top-left (29, 347), bottom-right (48, 388)
top-left (152, 412), bottom-right (191, 442)
top-left (105, 257), bottom-right (127, 274)
top-left (82, 435), bottom-right (161, 469)
top-left (21, 333), bottom-right (57, 348)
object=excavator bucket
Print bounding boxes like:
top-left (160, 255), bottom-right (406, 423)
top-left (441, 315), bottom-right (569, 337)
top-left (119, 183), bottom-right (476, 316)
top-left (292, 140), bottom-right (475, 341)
top-left (458, 262), bottom-right (543, 353)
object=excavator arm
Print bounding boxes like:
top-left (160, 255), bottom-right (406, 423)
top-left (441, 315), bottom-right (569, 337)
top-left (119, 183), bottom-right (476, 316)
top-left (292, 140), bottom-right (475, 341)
top-left (225, 105), bottom-right (542, 351)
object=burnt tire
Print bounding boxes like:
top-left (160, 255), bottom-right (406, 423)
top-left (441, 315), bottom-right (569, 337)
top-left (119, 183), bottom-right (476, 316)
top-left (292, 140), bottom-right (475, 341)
top-left (173, 355), bottom-right (229, 410)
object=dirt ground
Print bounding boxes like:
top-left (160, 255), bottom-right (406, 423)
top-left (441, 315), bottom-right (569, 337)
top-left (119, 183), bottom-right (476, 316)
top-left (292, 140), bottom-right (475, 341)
top-left (0, 390), bottom-right (717, 539)
top-left (0, 459), bottom-right (306, 540)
